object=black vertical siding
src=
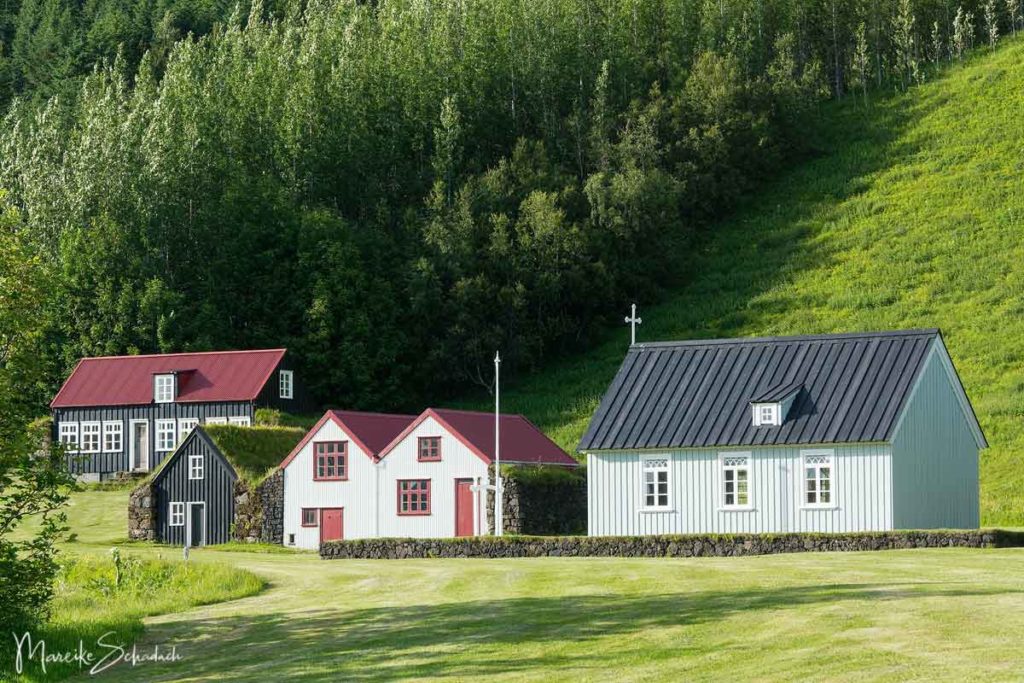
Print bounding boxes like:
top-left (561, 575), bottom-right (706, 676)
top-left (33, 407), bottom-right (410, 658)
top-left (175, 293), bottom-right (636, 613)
top-left (254, 354), bottom-right (317, 413)
top-left (153, 430), bottom-right (237, 545)
top-left (53, 402), bottom-right (254, 475)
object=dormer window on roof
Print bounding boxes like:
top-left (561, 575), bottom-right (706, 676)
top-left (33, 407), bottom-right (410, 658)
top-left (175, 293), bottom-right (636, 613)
top-left (749, 381), bottom-right (802, 428)
top-left (154, 374), bottom-right (175, 403)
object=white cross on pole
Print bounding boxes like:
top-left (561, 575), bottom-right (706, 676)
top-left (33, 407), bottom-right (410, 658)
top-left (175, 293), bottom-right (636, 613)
top-left (625, 303), bottom-right (642, 345)
top-left (494, 351), bottom-right (503, 536)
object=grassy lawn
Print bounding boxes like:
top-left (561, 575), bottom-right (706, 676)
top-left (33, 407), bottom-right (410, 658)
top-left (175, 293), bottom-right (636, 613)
top-left (8, 490), bottom-right (1024, 681)
top-left (464, 38), bottom-right (1024, 526)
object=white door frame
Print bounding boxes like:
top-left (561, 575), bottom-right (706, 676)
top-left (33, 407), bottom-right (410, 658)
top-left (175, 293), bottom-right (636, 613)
top-left (130, 420), bottom-right (150, 471)
top-left (186, 502), bottom-right (206, 547)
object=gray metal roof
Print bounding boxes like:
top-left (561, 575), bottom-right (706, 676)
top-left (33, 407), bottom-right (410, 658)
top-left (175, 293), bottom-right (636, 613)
top-left (578, 329), bottom-right (944, 451)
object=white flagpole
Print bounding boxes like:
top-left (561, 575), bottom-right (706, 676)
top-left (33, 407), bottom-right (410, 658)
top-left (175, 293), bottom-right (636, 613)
top-left (494, 351), bottom-right (503, 536)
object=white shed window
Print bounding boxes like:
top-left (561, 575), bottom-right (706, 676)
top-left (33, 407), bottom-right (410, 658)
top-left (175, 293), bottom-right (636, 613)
top-left (804, 452), bottom-right (834, 506)
top-left (642, 458), bottom-right (670, 509)
top-left (178, 418), bottom-right (200, 443)
top-left (103, 422), bottom-right (123, 452)
top-left (169, 502), bottom-right (185, 526)
top-left (189, 454), bottom-right (204, 480)
top-left (156, 420), bottom-right (176, 452)
top-left (154, 374), bottom-right (175, 403)
top-left (58, 423), bottom-right (79, 451)
top-left (752, 403), bottom-right (780, 426)
top-left (279, 370), bottom-right (294, 400)
top-left (721, 454), bottom-right (751, 508)
top-left (228, 416), bottom-right (251, 427)
top-left (80, 422), bottom-right (101, 453)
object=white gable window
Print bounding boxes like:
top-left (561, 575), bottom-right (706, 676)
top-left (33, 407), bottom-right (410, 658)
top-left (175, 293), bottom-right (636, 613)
top-left (58, 423), bottom-right (79, 451)
top-left (103, 422), bottom-right (123, 452)
top-left (169, 502), bottom-right (185, 526)
top-left (178, 418), bottom-right (200, 443)
top-left (641, 458), bottom-right (670, 510)
top-left (80, 422), bottom-right (101, 453)
top-left (279, 370), bottom-right (293, 400)
top-left (721, 453), bottom-right (752, 509)
top-left (752, 403), bottom-right (780, 426)
top-left (154, 374), bottom-right (175, 403)
top-left (156, 419), bottom-right (176, 452)
top-left (228, 416), bottom-right (251, 427)
top-left (189, 454), bottom-right (204, 480)
top-left (803, 451), bottom-right (834, 507)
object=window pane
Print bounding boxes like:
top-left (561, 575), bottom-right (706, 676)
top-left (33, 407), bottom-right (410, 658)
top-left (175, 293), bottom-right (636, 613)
top-left (821, 491), bottom-right (831, 503)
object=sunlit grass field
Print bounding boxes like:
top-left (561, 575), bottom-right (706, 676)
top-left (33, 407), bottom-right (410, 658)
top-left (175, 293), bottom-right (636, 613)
top-left (479, 39), bottom-right (1024, 526)
top-left (12, 490), bottom-right (1024, 681)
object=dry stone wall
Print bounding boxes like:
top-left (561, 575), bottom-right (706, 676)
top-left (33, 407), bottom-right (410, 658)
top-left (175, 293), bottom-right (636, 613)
top-left (321, 529), bottom-right (1024, 560)
top-left (127, 482), bottom-right (156, 541)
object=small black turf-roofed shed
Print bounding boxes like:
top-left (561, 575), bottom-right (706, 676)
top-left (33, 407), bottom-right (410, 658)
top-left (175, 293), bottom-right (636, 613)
top-left (151, 425), bottom-right (304, 546)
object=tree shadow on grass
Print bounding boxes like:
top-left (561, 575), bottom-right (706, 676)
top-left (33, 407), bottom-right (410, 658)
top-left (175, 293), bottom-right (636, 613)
top-left (98, 580), bottom-right (1019, 681)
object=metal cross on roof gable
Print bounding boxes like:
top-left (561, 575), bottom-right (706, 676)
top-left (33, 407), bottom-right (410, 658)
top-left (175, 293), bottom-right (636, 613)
top-left (625, 303), bottom-right (642, 346)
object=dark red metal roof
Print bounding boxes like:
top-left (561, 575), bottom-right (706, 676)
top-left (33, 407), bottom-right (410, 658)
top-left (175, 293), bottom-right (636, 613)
top-left (329, 410), bottom-right (417, 456)
top-left (382, 408), bottom-right (577, 466)
top-left (50, 349), bottom-right (287, 408)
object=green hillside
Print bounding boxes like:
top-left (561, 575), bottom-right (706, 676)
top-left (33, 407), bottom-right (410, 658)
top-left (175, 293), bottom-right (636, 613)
top-left (491, 39), bottom-right (1024, 526)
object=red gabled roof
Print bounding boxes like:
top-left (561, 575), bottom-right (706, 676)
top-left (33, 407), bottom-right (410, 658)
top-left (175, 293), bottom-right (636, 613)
top-left (379, 408), bottom-right (577, 466)
top-left (50, 349), bottom-right (287, 408)
top-left (280, 410), bottom-right (416, 468)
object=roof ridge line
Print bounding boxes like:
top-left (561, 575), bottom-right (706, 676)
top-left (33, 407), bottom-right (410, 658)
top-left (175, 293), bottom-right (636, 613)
top-left (632, 329), bottom-right (940, 349)
top-left (329, 409), bottom-right (418, 419)
top-left (77, 348), bottom-right (287, 361)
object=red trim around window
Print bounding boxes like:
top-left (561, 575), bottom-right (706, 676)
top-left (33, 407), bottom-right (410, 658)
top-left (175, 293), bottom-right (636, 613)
top-left (397, 479), bottom-right (431, 515)
top-left (300, 508), bottom-right (318, 527)
top-left (417, 436), bottom-right (442, 461)
top-left (312, 441), bottom-right (348, 481)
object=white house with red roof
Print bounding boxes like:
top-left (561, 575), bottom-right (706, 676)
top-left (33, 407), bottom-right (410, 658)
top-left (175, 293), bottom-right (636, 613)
top-left (280, 408), bottom-right (576, 548)
top-left (51, 349), bottom-right (312, 480)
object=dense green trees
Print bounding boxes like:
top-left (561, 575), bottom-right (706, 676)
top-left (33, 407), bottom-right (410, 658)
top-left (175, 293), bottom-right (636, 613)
top-left (0, 0), bottom-right (1009, 409)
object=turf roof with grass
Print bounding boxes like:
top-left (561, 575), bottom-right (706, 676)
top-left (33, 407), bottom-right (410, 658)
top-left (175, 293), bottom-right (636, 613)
top-left (147, 425), bottom-right (305, 486)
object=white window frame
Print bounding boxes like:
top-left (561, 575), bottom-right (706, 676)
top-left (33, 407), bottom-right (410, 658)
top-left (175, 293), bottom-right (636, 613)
top-left (752, 403), bottom-right (780, 426)
top-left (102, 421), bottom-right (123, 453)
top-left (801, 449), bottom-right (836, 509)
top-left (155, 419), bottom-right (177, 452)
top-left (178, 418), bottom-right (200, 443)
top-left (640, 457), bottom-right (671, 511)
top-left (206, 416), bottom-right (228, 425)
top-left (279, 369), bottom-right (294, 400)
top-left (80, 422), bottom-right (101, 453)
top-left (154, 374), bottom-right (175, 403)
top-left (719, 452), bottom-right (753, 510)
top-left (189, 453), bottom-right (204, 480)
top-left (228, 416), bottom-right (251, 427)
top-left (169, 501), bottom-right (185, 526)
top-left (58, 422), bottom-right (79, 451)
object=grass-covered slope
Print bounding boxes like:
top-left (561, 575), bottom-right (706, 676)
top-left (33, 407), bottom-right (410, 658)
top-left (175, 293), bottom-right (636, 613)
top-left (491, 40), bottom-right (1024, 526)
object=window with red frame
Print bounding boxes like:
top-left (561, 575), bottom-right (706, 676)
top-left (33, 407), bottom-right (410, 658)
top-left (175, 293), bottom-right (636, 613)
top-left (313, 441), bottom-right (347, 480)
top-left (397, 479), bottom-right (431, 515)
top-left (417, 436), bottom-right (441, 461)
top-left (301, 508), bottom-right (318, 527)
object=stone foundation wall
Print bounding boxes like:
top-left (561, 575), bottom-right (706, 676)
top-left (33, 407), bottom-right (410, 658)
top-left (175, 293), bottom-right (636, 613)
top-left (485, 466), bottom-right (587, 536)
top-left (232, 470), bottom-right (284, 544)
top-left (322, 529), bottom-right (1024, 560)
top-left (258, 469), bottom-right (284, 545)
top-left (127, 482), bottom-right (157, 541)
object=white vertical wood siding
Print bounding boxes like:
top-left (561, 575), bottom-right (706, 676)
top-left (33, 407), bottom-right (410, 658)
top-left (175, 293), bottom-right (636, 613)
top-left (587, 443), bottom-right (893, 536)
top-left (283, 416), bottom-right (489, 548)
top-left (890, 350), bottom-right (980, 528)
top-left (282, 419), bottom-right (379, 549)
top-left (377, 416), bottom-right (489, 539)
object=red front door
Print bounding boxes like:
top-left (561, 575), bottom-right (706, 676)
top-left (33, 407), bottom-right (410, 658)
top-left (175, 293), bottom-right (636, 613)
top-left (455, 479), bottom-right (474, 537)
top-left (320, 508), bottom-right (344, 543)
